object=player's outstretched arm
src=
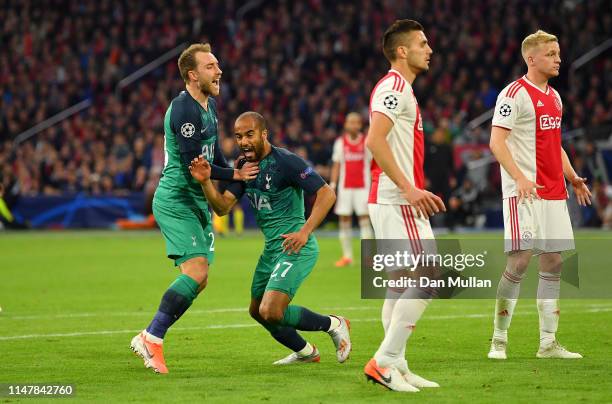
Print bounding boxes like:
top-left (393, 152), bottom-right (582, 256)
top-left (490, 126), bottom-right (543, 203)
top-left (189, 156), bottom-right (239, 216)
top-left (281, 184), bottom-right (335, 254)
top-left (366, 112), bottom-right (444, 218)
top-left (561, 147), bottom-right (592, 206)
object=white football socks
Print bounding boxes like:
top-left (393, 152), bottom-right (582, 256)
top-left (143, 330), bottom-right (163, 344)
top-left (537, 271), bottom-right (561, 347)
top-left (297, 342), bottom-right (315, 357)
top-left (359, 217), bottom-right (373, 239)
top-left (327, 315), bottom-right (341, 332)
top-left (339, 221), bottom-right (353, 260)
top-left (493, 269), bottom-right (524, 342)
top-left (374, 297), bottom-right (429, 368)
top-left (381, 288), bottom-right (403, 332)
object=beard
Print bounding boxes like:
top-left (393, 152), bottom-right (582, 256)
top-left (252, 141), bottom-right (266, 161)
top-left (242, 139), bottom-right (266, 162)
top-left (198, 78), bottom-right (219, 96)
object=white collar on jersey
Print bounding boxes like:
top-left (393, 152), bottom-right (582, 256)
top-left (522, 75), bottom-right (550, 95)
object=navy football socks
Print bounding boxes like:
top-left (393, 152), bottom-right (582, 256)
top-left (146, 274), bottom-right (199, 339)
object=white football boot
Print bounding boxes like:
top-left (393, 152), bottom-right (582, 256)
top-left (488, 338), bottom-right (507, 360)
top-left (364, 358), bottom-right (420, 392)
top-left (327, 315), bottom-right (352, 363)
top-left (273, 345), bottom-right (320, 365)
top-left (393, 358), bottom-right (439, 388)
top-left (536, 341), bottom-right (583, 359)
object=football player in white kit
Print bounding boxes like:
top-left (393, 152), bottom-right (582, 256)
top-left (363, 19), bottom-right (446, 392)
top-left (488, 30), bottom-right (592, 360)
top-left (330, 112), bottom-right (373, 267)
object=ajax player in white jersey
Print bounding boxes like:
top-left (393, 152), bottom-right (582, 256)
top-left (330, 112), bottom-right (373, 267)
top-left (363, 19), bottom-right (445, 393)
top-left (488, 30), bottom-right (591, 360)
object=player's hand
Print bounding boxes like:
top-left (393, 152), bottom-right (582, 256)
top-left (400, 186), bottom-right (446, 219)
top-left (516, 176), bottom-right (543, 204)
top-left (570, 176), bottom-right (592, 206)
top-left (234, 161), bottom-right (259, 181)
top-left (189, 155), bottom-right (212, 183)
top-left (281, 229), bottom-right (309, 255)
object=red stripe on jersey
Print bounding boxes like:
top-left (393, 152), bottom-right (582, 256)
top-left (504, 82), bottom-right (516, 96)
top-left (368, 159), bottom-right (382, 203)
top-left (389, 72), bottom-right (405, 93)
top-left (509, 82), bottom-right (523, 98)
top-left (505, 81), bottom-right (520, 98)
top-left (413, 100), bottom-right (425, 189)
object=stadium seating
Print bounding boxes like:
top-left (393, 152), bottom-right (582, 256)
top-left (1, 0), bottom-right (610, 228)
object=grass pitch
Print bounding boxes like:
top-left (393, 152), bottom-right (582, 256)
top-left (0, 230), bottom-right (611, 403)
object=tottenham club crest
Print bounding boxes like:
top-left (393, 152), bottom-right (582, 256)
top-left (180, 122), bottom-right (196, 138)
top-left (383, 95), bottom-right (399, 110)
top-left (499, 104), bottom-right (512, 117)
top-left (265, 174), bottom-right (272, 190)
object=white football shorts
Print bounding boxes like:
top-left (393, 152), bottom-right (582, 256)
top-left (368, 203), bottom-right (435, 254)
top-left (334, 187), bottom-right (369, 216)
top-left (503, 196), bottom-right (574, 253)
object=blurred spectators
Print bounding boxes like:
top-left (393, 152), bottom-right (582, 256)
top-left (1, 0), bottom-right (610, 228)
top-left (446, 178), bottom-right (483, 230)
top-left (425, 127), bottom-right (454, 202)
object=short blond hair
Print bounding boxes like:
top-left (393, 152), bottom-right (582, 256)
top-left (345, 112), bottom-right (362, 122)
top-left (521, 30), bottom-right (558, 57)
top-left (178, 43), bottom-right (212, 83)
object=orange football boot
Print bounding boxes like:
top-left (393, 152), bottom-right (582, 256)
top-left (334, 257), bottom-right (353, 267)
top-left (130, 331), bottom-right (169, 374)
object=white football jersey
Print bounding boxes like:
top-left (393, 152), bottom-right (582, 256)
top-left (332, 133), bottom-right (371, 190)
top-left (368, 69), bottom-right (425, 205)
top-left (492, 76), bottom-right (567, 200)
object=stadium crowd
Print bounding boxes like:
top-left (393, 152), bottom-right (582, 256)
top-left (1, 0), bottom-right (610, 227)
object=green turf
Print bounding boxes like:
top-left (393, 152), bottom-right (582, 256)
top-left (0, 230), bottom-right (611, 403)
